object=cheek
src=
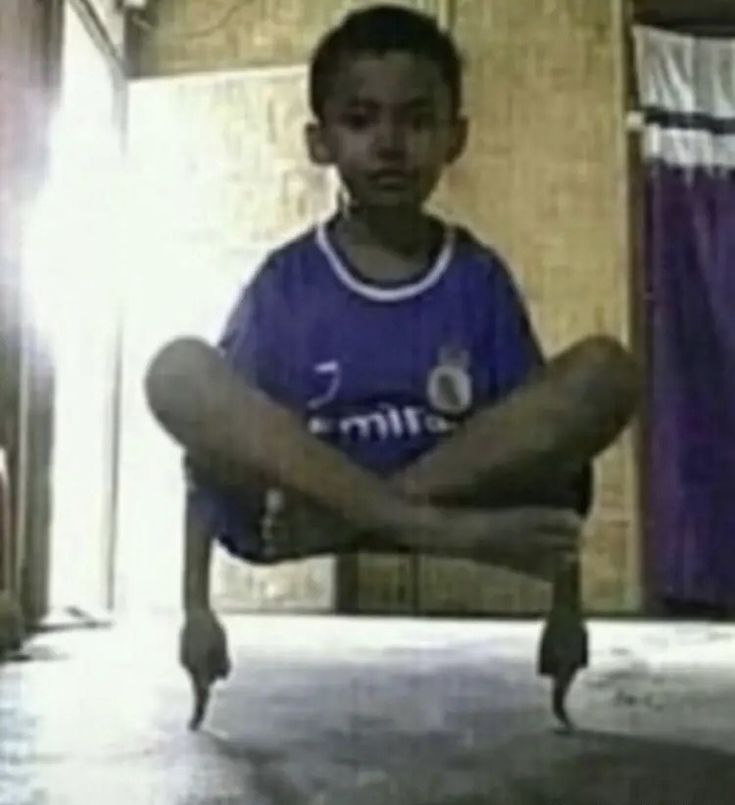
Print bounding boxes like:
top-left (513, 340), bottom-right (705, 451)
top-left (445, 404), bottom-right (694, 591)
top-left (413, 140), bottom-right (453, 177)
top-left (333, 136), bottom-right (370, 169)
top-left (413, 130), bottom-right (453, 160)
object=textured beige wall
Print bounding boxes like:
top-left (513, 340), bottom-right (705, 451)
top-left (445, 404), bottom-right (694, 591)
top-left (134, 0), bottom-right (444, 76)
top-left (121, 68), bottom-right (340, 613)
top-left (131, 0), bottom-right (640, 613)
top-left (429, 0), bottom-right (639, 613)
top-left (460, 0), bottom-right (639, 610)
top-left (358, 0), bottom-right (640, 615)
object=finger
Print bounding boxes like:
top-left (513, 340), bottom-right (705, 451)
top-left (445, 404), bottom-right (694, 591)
top-left (210, 656), bottom-right (230, 681)
top-left (188, 673), bottom-right (211, 732)
top-left (217, 653), bottom-right (232, 679)
top-left (552, 669), bottom-right (577, 733)
top-left (545, 516), bottom-right (582, 543)
top-left (556, 531), bottom-right (580, 547)
top-left (536, 532), bottom-right (577, 552)
top-left (552, 513), bottom-right (583, 533)
top-left (207, 643), bottom-right (231, 679)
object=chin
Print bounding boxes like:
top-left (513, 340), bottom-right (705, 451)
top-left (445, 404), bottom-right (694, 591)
top-left (353, 193), bottom-right (426, 214)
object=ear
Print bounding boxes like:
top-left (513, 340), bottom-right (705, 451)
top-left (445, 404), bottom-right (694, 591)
top-left (305, 121), bottom-right (333, 166)
top-left (445, 116), bottom-right (468, 165)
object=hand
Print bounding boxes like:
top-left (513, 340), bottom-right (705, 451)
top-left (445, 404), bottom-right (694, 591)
top-left (180, 607), bottom-right (231, 730)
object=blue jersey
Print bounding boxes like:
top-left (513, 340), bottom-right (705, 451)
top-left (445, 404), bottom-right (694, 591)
top-left (188, 218), bottom-right (543, 561)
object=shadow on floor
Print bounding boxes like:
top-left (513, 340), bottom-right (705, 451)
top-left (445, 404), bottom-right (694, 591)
top-left (200, 720), bottom-right (735, 804)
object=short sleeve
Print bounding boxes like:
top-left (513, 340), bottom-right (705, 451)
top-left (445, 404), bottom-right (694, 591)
top-left (216, 279), bottom-right (262, 381)
top-left (183, 270), bottom-right (269, 546)
top-left (488, 260), bottom-right (544, 398)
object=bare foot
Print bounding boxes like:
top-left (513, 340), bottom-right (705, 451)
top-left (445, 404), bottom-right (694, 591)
top-left (257, 491), bottom-right (360, 561)
top-left (253, 489), bottom-right (580, 577)
top-left (397, 505), bottom-right (582, 576)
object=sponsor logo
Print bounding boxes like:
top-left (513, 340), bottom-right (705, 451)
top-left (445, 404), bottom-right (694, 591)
top-left (308, 403), bottom-right (456, 442)
top-left (307, 360), bottom-right (341, 410)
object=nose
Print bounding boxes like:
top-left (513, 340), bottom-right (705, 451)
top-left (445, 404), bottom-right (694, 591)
top-left (375, 114), bottom-right (406, 158)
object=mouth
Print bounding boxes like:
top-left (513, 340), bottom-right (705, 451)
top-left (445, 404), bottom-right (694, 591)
top-left (368, 169), bottom-right (414, 189)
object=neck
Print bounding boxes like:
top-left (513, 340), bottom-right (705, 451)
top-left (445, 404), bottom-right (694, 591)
top-left (339, 202), bottom-right (431, 257)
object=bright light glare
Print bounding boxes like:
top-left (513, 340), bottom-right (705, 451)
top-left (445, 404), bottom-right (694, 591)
top-left (23, 6), bottom-right (125, 613)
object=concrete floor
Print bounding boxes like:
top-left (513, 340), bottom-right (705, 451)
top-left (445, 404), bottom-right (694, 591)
top-left (1, 616), bottom-right (735, 804)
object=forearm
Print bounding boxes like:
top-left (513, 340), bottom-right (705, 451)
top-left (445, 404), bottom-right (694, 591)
top-left (183, 502), bottom-right (213, 611)
top-left (146, 338), bottom-right (410, 535)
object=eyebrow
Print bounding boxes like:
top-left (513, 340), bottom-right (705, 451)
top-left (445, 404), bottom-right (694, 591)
top-left (344, 95), bottom-right (435, 110)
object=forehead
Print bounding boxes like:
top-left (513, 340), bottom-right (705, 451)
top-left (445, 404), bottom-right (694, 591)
top-left (327, 51), bottom-right (450, 108)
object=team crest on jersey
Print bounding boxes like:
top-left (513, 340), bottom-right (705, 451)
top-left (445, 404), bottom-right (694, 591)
top-left (427, 344), bottom-right (473, 415)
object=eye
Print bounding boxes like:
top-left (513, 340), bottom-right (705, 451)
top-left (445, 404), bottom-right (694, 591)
top-left (409, 111), bottom-right (435, 129)
top-left (400, 105), bottom-right (438, 131)
top-left (340, 110), bottom-right (372, 130)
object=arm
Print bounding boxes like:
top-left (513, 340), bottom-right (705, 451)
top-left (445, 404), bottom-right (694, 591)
top-left (183, 499), bottom-right (213, 612)
top-left (179, 499), bottom-right (230, 731)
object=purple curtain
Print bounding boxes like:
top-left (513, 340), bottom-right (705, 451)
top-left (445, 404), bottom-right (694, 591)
top-left (638, 28), bottom-right (735, 608)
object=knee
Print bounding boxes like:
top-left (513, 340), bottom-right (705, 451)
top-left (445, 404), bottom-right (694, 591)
top-left (575, 336), bottom-right (640, 405)
top-left (144, 337), bottom-right (213, 422)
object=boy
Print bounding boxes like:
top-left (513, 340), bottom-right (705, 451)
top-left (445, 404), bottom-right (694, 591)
top-left (145, 5), bottom-right (637, 731)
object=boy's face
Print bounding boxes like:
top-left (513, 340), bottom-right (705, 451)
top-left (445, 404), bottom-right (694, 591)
top-left (307, 51), bottom-right (467, 213)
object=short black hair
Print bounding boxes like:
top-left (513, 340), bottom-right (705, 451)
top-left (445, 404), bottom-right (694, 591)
top-left (309, 4), bottom-right (463, 120)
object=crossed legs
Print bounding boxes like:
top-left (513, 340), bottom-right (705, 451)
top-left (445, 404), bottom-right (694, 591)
top-left (147, 334), bottom-right (638, 727)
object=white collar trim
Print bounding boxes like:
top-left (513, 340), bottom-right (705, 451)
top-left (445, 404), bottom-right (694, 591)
top-left (315, 221), bottom-right (455, 303)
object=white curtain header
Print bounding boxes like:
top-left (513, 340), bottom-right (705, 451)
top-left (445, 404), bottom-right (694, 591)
top-left (635, 26), bottom-right (735, 168)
